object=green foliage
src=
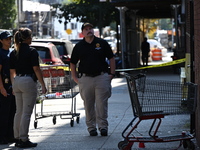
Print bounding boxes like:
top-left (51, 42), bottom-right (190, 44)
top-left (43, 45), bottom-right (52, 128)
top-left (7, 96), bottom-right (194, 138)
top-left (160, 19), bottom-right (173, 30)
top-left (52, 0), bottom-right (119, 30)
top-left (0, 0), bottom-right (17, 29)
top-left (141, 19), bottom-right (172, 38)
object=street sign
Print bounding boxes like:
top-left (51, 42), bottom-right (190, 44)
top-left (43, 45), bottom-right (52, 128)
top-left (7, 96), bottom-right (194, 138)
top-left (66, 29), bottom-right (72, 34)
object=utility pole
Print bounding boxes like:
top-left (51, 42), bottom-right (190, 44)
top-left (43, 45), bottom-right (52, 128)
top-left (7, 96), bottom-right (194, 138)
top-left (117, 7), bottom-right (127, 69)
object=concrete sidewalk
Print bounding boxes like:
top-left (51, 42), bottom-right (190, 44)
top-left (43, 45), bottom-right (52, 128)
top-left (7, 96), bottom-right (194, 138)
top-left (0, 66), bottom-right (197, 150)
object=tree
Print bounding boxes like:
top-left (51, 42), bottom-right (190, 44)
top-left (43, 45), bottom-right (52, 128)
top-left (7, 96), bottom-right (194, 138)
top-left (160, 18), bottom-right (173, 30)
top-left (0, 0), bottom-right (17, 29)
top-left (146, 19), bottom-right (158, 39)
top-left (52, 0), bottom-right (119, 35)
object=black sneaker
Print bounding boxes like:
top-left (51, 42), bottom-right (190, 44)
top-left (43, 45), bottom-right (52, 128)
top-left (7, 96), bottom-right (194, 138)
top-left (19, 140), bottom-right (37, 148)
top-left (14, 140), bottom-right (21, 147)
top-left (100, 129), bottom-right (108, 136)
top-left (89, 130), bottom-right (98, 136)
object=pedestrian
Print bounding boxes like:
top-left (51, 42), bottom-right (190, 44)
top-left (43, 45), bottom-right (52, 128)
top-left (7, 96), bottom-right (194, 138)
top-left (70, 23), bottom-right (115, 136)
top-left (141, 37), bottom-right (150, 66)
top-left (0, 31), bottom-right (16, 144)
top-left (9, 28), bottom-right (47, 148)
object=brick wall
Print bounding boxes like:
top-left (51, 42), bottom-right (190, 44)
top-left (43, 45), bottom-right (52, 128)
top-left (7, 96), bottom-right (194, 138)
top-left (193, 0), bottom-right (200, 146)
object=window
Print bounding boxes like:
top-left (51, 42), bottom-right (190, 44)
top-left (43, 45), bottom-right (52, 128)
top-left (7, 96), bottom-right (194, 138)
top-left (52, 45), bottom-right (60, 58)
top-left (52, 42), bottom-right (67, 56)
top-left (35, 47), bottom-right (50, 59)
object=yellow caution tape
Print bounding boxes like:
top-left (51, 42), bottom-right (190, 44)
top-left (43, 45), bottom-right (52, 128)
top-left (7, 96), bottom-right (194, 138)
top-left (40, 58), bottom-right (185, 72)
top-left (40, 64), bottom-right (70, 71)
top-left (116, 58), bottom-right (186, 72)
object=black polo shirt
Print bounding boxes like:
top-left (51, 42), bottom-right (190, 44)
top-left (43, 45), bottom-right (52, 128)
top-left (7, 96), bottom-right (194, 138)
top-left (0, 48), bottom-right (12, 78)
top-left (9, 43), bottom-right (39, 74)
top-left (70, 36), bottom-right (114, 74)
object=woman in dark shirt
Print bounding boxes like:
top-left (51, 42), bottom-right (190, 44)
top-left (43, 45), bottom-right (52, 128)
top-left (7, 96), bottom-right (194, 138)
top-left (9, 28), bottom-right (47, 148)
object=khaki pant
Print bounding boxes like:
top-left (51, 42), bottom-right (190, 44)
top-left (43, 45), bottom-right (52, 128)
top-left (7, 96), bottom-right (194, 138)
top-left (78, 73), bottom-right (111, 132)
top-left (12, 76), bottom-right (37, 141)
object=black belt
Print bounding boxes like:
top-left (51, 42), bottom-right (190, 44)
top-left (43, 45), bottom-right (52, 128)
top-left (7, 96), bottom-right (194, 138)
top-left (80, 72), bottom-right (105, 77)
top-left (16, 74), bottom-right (33, 77)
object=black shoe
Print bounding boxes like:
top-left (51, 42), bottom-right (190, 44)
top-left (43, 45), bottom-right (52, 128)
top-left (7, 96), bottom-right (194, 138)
top-left (100, 129), bottom-right (108, 136)
top-left (89, 130), bottom-right (98, 136)
top-left (19, 140), bottom-right (37, 148)
top-left (14, 140), bottom-right (21, 147)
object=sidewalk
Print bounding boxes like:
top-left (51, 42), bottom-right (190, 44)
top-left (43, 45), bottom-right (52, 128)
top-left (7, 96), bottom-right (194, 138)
top-left (0, 65), bottom-right (196, 150)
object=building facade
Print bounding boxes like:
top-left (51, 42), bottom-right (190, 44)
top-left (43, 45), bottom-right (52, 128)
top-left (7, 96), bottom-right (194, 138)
top-left (17, 0), bottom-right (84, 40)
top-left (193, 0), bottom-right (200, 146)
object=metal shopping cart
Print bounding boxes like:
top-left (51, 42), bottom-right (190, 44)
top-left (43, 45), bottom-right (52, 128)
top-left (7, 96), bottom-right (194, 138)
top-left (34, 64), bottom-right (80, 128)
top-left (118, 73), bottom-right (197, 150)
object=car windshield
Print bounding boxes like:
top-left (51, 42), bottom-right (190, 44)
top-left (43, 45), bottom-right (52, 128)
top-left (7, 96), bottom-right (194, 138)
top-left (34, 47), bottom-right (51, 59)
top-left (70, 39), bottom-right (82, 45)
top-left (52, 42), bottom-right (67, 56)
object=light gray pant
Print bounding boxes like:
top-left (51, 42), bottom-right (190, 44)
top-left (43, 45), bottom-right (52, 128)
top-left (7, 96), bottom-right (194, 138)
top-left (12, 76), bottom-right (37, 141)
top-left (78, 73), bottom-right (111, 132)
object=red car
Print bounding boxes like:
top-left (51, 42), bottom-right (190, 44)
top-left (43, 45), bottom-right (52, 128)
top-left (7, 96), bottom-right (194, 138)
top-left (30, 42), bottom-right (64, 65)
top-left (32, 39), bottom-right (74, 64)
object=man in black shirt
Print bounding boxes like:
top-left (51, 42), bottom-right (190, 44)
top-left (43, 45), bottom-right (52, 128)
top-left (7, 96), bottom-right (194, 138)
top-left (141, 37), bottom-right (150, 66)
top-left (70, 23), bottom-right (115, 136)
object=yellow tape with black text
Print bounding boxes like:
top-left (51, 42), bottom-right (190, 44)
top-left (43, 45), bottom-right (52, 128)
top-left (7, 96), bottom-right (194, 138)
top-left (116, 58), bottom-right (185, 72)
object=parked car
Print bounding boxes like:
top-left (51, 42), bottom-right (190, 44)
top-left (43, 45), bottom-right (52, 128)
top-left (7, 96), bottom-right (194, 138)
top-left (30, 42), bottom-right (64, 65)
top-left (147, 39), bottom-right (168, 57)
top-left (70, 39), bottom-right (82, 46)
top-left (32, 38), bottom-right (74, 64)
top-left (104, 36), bottom-right (117, 53)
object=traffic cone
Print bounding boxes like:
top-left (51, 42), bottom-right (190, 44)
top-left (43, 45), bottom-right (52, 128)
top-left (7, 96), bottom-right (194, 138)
top-left (138, 142), bottom-right (145, 148)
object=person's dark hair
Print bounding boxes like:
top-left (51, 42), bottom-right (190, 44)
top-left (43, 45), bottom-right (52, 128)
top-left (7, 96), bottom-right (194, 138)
top-left (14, 28), bottom-right (32, 52)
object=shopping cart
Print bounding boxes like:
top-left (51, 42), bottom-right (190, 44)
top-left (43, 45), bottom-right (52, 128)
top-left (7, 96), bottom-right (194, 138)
top-left (34, 64), bottom-right (80, 128)
top-left (118, 73), bottom-right (197, 150)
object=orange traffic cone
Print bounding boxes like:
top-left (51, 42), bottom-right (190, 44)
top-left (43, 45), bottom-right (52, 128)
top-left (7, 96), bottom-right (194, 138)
top-left (138, 142), bottom-right (145, 148)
